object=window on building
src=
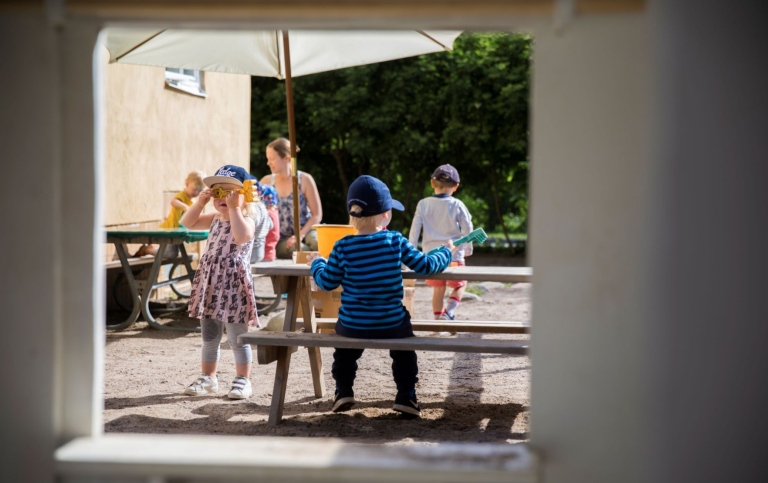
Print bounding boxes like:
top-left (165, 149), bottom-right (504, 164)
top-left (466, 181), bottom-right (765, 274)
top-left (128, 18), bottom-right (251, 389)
top-left (165, 68), bottom-right (207, 97)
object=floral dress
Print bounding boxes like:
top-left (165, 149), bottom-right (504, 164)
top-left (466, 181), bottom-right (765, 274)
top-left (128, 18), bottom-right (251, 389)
top-left (188, 216), bottom-right (259, 327)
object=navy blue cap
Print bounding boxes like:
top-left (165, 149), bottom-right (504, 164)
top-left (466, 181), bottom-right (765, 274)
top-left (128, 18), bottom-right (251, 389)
top-left (432, 164), bottom-right (460, 184)
top-left (347, 175), bottom-right (404, 218)
top-left (203, 164), bottom-right (256, 188)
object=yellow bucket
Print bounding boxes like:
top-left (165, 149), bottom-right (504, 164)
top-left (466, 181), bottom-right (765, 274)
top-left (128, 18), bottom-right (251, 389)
top-left (313, 224), bottom-right (357, 258)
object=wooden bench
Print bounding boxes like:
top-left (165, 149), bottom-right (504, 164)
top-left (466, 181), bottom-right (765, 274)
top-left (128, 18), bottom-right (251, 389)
top-left (240, 325), bottom-right (529, 424)
top-left (240, 330), bottom-right (529, 355)
top-left (104, 253), bottom-right (198, 270)
top-left (256, 318), bottom-right (529, 364)
top-left (104, 254), bottom-right (155, 270)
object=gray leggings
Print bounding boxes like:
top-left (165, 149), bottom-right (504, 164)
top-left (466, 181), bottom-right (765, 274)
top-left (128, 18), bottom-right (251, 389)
top-left (200, 319), bottom-right (252, 365)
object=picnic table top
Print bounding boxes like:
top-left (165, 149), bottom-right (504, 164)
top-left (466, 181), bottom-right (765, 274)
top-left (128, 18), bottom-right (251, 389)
top-left (252, 261), bottom-right (532, 283)
top-left (106, 228), bottom-right (209, 243)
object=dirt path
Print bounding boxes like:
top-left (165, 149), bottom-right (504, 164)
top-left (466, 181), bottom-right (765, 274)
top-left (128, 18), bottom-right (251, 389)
top-left (104, 271), bottom-right (531, 444)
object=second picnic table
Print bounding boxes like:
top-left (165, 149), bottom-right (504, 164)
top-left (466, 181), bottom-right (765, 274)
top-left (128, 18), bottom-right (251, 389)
top-left (106, 228), bottom-right (208, 332)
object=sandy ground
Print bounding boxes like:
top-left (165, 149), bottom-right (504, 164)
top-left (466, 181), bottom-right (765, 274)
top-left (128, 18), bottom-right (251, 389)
top-left (104, 258), bottom-right (530, 445)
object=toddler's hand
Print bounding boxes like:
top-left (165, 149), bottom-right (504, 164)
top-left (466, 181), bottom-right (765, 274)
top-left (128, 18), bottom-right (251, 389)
top-left (305, 252), bottom-right (323, 265)
top-left (226, 190), bottom-right (244, 210)
top-left (446, 239), bottom-right (459, 253)
top-left (198, 189), bottom-right (212, 205)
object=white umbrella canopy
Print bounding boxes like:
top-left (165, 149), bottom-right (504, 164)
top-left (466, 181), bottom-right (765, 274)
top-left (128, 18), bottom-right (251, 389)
top-left (103, 28), bottom-right (462, 246)
top-left (105, 29), bottom-right (461, 79)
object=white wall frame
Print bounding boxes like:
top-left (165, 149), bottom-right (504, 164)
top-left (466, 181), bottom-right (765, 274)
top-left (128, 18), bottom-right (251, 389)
top-left (10, 2), bottom-right (768, 483)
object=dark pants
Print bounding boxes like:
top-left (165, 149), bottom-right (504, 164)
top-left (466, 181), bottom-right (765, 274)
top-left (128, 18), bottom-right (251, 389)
top-left (332, 312), bottom-right (418, 394)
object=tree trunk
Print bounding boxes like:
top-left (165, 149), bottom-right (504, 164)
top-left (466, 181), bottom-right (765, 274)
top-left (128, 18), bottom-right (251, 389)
top-left (331, 137), bottom-right (350, 195)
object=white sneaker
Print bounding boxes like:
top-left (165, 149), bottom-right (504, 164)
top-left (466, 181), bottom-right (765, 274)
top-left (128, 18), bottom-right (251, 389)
top-left (184, 374), bottom-right (218, 396)
top-left (228, 376), bottom-right (253, 399)
top-left (437, 312), bottom-right (456, 335)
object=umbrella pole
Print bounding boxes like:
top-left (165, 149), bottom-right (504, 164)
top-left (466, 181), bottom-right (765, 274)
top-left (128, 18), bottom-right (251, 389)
top-left (283, 31), bottom-right (302, 253)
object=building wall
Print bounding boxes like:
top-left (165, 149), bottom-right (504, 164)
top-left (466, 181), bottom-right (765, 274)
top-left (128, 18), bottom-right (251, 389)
top-left (102, 49), bottom-right (251, 227)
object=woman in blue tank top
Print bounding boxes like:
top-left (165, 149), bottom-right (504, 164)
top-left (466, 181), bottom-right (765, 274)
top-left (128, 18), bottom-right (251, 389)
top-left (259, 138), bottom-right (323, 259)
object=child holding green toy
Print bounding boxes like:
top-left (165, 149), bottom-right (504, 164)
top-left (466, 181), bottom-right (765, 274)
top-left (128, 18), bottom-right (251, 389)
top-left (409, 164), bottom-right (474, 320)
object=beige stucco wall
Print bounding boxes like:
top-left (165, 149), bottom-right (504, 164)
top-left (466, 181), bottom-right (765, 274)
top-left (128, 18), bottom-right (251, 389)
top-left (102, 48), bottom-right (251, 226)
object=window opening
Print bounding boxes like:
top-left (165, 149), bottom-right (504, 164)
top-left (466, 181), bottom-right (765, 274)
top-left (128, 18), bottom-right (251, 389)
top-left (165, 68), bottom-right (207, 97)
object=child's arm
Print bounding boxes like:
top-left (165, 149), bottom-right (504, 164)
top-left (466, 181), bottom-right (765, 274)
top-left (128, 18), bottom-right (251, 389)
top-left (180, 189), bottom-right (216, 229)
top-left (309, 250), bottom-right (343, 291)
top-left (400, 235), bottom-right (452, 275)
top-left (408, 201), bottom-right (424, 249)
top-left (227, 191), bottom-right (256, 244)
top-left (170, 197), bottom-right (190, 213)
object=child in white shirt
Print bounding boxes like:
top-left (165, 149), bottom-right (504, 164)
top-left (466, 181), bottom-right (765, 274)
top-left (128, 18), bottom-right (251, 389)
top-left (409, 164), bottom-right (473, 320)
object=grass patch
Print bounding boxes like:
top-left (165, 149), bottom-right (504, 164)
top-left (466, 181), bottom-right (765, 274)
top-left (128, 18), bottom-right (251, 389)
top-left (465, 285), bottom-right (485, 296)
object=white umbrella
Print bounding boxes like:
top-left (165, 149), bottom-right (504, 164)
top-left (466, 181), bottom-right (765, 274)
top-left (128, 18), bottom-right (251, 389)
top-left (103, 29), bottom-right (462, 242)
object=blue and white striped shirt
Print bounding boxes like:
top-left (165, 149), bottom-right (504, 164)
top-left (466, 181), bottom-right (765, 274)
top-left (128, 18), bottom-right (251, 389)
top-left (310, 230), bottom-right (452, 331)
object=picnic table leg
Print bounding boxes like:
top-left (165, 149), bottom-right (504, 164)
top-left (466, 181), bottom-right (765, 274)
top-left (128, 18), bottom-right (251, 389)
top-left (177, 243), bottom-right (196, 278)
top-left (106, 243), bottom-right (141, 331)
top-left (268, 275), bottom-right (300, 426)
top-left (139, 241), bottom-right (199, 332)
top-left (299, 276), bottom-right (325, 398)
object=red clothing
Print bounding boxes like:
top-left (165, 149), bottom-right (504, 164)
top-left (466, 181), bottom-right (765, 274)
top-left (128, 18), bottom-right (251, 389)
top-left (264, 208), bottom-right (280, 261)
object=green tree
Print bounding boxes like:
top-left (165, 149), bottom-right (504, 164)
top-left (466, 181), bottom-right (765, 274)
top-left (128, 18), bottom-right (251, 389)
top-left (251, 32), bottom-right (530, 248)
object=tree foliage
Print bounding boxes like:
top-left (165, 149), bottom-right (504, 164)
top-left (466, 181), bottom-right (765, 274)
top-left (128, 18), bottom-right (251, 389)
top-left (250, 32), bottom-right (530, 243)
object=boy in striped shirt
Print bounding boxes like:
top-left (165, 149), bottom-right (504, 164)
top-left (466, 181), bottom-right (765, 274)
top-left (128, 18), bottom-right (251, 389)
top-left (309, 175), bottom-right (454, 418)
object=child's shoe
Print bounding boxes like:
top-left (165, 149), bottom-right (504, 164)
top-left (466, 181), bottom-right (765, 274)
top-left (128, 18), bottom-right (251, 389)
top-left (227, 376), bottom-right (253, 399)
top-left (437, 312), bottom-right (457, 335)
top-left (393, 390), bottom-right (422, 419)
top-left (184, 374), bottom-right (218, 396)
top-left (332, 387), bottom-right (356, 412)
top-left (438, 312), bottom-right (457, 335)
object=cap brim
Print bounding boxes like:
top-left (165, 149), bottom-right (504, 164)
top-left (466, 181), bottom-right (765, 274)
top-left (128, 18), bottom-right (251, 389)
top-left (204, 175), bottom-right (244, 188)
top-left (391, 199), bottom-right (405, 211)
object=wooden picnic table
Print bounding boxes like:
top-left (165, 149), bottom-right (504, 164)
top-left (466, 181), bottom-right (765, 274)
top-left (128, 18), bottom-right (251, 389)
top-left (106, 228), bottom-right (208, 332)
top-left (246, 261), bottom-right (533, 425)
top-left (252, 263), bottom-right (533, 283)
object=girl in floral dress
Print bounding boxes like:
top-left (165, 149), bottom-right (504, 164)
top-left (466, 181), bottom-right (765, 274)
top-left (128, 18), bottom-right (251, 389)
top-left (180, 165), bottom-right (261, 400)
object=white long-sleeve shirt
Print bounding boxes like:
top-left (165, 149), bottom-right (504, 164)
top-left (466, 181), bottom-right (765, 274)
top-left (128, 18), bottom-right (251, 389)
top-left (409, 194), bottom-right (473, 262)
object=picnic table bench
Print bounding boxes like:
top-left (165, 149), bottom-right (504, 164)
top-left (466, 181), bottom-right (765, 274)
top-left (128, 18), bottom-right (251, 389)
top-left (105, 228), bottom-right (208, 332)
top-left (242, 262), bottom-right (533, 425)
top-left (243, 331), bottom-right (529, 354)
